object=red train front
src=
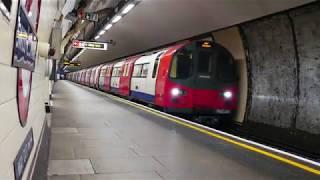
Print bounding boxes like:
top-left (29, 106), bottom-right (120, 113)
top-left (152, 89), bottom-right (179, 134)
top-left (155, 41), bottom-right (238, 121)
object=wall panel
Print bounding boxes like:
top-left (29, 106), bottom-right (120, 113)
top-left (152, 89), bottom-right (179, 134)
top-left (290, 4), bottom-right (320, 134)
top-left (241, 15), bottom-right (298, 128)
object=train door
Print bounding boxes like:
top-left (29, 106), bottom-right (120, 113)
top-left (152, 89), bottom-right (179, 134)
top-left (110, 62), bottom-right (123, 93)
top-left (145, 51), bottom-right (165, 103)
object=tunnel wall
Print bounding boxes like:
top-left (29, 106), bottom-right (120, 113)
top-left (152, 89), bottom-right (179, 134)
top-left (239, 2), bottom-right (320, 155)
top-left (290, 4), bottom-right (320, 134)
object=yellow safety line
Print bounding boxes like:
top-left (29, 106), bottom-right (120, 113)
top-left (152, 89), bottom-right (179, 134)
top-left (105, 93), bottom-right (320, 176)
top-left (74, 82), bottom-right (320, 175)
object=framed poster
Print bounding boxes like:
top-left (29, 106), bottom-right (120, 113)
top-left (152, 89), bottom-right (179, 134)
top-left (12, 1), bottom-right (41, 127)
top-left (12, 5), bottom-right (38, 72)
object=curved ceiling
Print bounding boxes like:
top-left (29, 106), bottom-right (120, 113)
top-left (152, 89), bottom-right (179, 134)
top-left (72, 0), bottom-right (314, 70)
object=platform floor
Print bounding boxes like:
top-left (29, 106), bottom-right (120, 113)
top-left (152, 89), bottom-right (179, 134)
top-left (47, 81), bottom-right (318, 180)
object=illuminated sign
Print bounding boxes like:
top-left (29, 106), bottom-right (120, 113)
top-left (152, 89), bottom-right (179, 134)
top-left (64, 62), bottom-right (81, 67)
top-left (201, 41), bottom-right (212, 48)
top-left (72, 40), bottom-right (107, 50)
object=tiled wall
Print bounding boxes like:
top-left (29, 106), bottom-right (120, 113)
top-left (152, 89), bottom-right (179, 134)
top-left (0, 1), bottom-right (52, 179)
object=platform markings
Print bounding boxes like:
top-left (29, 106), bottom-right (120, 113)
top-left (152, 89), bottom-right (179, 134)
top-left (71, 82), bottom-right (320, 175)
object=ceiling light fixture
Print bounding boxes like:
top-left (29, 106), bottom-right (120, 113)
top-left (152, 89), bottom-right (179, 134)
top-left (99, 30), bottom-right (106, 36)
top-left (104, 24), bottom-right (112, 30)
top-left (121, 3), bottom-right (135, 14)
top-left (71, 49), bottom-right (86, 62)
top-left (112, 15), bottom-right (122, 23)
top-left (94, 35), bottom-right (100, 40)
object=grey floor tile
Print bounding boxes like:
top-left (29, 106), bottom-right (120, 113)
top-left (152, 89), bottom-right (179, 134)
top-left (80, 172), bottom-right (162, 180)
top-left (49, 146), bottom-right (75, 160)
top-left (52, 128), bottom-right (79, 134)
top-left (91, 157), bottom-right (168, 174)
top-left (74, 146), bottom-right (137, 158)
top-left (48, 159), bottom-right (94, 176)
top-left (48, 175), bottom-right (80, 180)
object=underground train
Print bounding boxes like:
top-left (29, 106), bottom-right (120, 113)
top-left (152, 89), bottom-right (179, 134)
top-left (67, 40), bottom-right (238, 122)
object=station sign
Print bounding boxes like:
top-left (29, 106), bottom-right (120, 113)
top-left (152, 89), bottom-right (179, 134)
top-left (72, 40), bottom-right (107, 51)
top-left (64, 61), bottom-right (81, 67)
top-left (84, 12), bottom-right (98, 22)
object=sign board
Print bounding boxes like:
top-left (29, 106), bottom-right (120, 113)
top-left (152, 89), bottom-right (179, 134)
top-left (72, 40), bottom-right (107, 51)
top-left (77, 9), bottom-right (98, 22)
top-left (84, 12), bottom-right (98, 22)
top-left (64, 62), bottom-right (81, 67)
top-left (12, 6), bottom-right (38, 71)
top-left (13, 128), bottom-right (34, 180)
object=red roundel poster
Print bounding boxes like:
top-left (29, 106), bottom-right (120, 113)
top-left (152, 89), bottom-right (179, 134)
top-left (17, 68), bottom-right (32, 127)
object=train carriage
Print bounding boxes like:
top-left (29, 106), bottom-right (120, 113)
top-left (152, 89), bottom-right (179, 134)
top-left (68, 40), bottom-right (238, 122)
top-left (110, 61), bottom-right (124, 94)
top-left (99, 63), bottom-right (114, 92)
top-left (84, 69), bottom-right (92, 86)
top-left (119, 56), bottom-right (140, 97)
top-left (93, 65), bottom-right (103, 89)
top-left (130, 51), bottom-right (166, 102)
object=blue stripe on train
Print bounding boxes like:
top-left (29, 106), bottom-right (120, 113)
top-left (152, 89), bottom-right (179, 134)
top-left (131, 90), bottom-right (155, 103)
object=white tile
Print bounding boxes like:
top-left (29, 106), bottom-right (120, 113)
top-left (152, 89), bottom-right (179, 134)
top-left (48, 159), bottom-right (94, 176)
top-left (0, 65), bottom-right (17, 104)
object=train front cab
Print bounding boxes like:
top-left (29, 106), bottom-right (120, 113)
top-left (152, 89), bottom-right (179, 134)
top-left (155, 41), bottom-right (238, 119)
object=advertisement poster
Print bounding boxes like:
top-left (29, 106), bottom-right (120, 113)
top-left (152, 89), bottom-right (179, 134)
top-left (12, 6), bottom-right (38, 72)
top-left (12, 0), bottom-right (41, 127)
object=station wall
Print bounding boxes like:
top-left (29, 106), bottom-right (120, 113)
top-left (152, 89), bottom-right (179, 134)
top-left (0, 0), bottom-right (57, 179)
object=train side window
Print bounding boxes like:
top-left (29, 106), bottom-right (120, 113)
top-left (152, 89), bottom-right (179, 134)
top-left (126, 64), bottom-right (130, 76)
top-left (112, 68), bottom-right (119, 77)
top-left (108, 67), bottom-right (112, 76)
top-left (122, 65), bottom-right (127, 76)
top-left (126, 63), bottom-right (131, 77)
top-left (141, 63), bottom-right (149, 78)
top-left (152, 52), bottom-right (164, 78)
top-left (133, 64), bottom-right (142, 77)
top-left (170, 49), bottom-right (193, 79)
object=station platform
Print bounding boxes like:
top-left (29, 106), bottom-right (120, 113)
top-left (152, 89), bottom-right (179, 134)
top-left (47, 81), bottom-right (319, 180)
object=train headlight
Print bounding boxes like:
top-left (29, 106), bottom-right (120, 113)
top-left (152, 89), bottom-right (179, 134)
top-left (171, 88), bottom-right (183, 97)
top-left (223, 91), bottom-right (232, 99)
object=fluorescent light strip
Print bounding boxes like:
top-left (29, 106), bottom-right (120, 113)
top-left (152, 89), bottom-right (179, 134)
top-left (94, 35), bottom-right (100, 40)
top-left (111, 15), bottom-right (122, 23)
top-left (104, 24), bottom-right (112, 30)
top-left (121, 3), bottom-right (135, 14)
top-left (71, 49), bottom-right (86, 62)
top-left (98, 30), bottom-right (106, 36)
